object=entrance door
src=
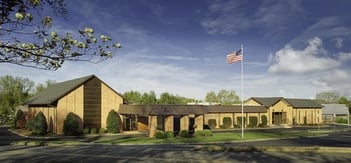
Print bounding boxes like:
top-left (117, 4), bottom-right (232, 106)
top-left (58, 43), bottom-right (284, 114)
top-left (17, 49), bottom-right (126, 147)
top-left (173, 116), bottom-right (180, 135)
top-left (272, 112), bottom-right (287, 125)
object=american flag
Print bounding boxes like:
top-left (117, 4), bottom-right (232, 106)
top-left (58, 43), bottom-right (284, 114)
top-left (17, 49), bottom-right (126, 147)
top-left (226, 49), bottom-right (242, 63)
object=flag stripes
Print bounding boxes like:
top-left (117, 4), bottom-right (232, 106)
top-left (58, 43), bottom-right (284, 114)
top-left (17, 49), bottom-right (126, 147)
top-left (226, 49), bottom-right (242, 63)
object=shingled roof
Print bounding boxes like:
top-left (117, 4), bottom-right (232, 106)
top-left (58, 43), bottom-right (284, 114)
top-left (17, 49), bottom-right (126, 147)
top-left (248, 97), bottom-right (322, 108)
top-left (248, 97), bottom-right (283, 107)
top-left (119, 104), bottom-right (267, 116)
top-left (285, 98), bottom-right (322, 108)
top-left (26, 75), bottom-right (95, 105)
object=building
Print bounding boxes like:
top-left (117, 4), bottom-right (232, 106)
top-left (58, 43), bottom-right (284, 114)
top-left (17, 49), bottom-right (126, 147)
top-left (321, 104), bottom-right (349, 123)
top-left (245, 97), bottom-right (322, 126)
top-left (26, 75), bottom-right (125, 134)
top-left (25, 75), bottom-right (324, 137)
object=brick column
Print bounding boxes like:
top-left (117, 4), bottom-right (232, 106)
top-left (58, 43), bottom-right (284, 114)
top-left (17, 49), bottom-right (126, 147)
top-left (180, 115), bottom-right (189, 131)
top-left (164, 115), bottom-right (174, 132)
top-left (148, 116), bottom-right (157, 137)
top-left (194, 115), bottom-right (203, 131)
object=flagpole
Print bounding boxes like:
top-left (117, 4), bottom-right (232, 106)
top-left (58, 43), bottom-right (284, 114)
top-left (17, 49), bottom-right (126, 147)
top-left (241, 44), bottom-right (244, 139)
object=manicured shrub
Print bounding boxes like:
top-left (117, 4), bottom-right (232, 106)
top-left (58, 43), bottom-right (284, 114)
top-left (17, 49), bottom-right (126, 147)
top-left (179, 130), bottom-right (190, 138)
top-left (222, 117), bottom-right (232, 129)
top-left (99, 128), bottom-right (107, 133)
top-left (63, 112), bottom-right (83, 136)
top-left (248, 116), bottom-right (258, 127)
top-left (292, 117), bottom-right (297, 126)
top-left (90, 128), bottom-right (97, 134)
top-left (195, 129), bottom-right (213, 137)
top-left (13, 110), bottom-right (25, 129)
top-left (208, 119), bottom-right (217, 129)
top-left (106, 110), bottom-right (122, 133)
top-left (155, 131), bottom-right (167, 139)
top-left (304, 116), bottom-right (307, 125)
top-left (261, 115), bottom-right (268, 127)
top-left (335, 118), bottom-right (348, 124)
top-left (31, 111), bottom-right (48, 135)
top-left (236, 117), bottom-right (246, 127)
top-left (83, 128), bottom-right (90, 134)
top-left (165, 131), bottom-right (174, 138)
top-left (25, 111), bottom-right (35, 131)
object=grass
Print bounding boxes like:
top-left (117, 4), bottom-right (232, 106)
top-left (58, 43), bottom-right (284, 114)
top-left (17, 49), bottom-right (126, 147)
top-left (11, 129), bottom-right (331, 146)
top-left (94, 130), bottom-right (328, 145)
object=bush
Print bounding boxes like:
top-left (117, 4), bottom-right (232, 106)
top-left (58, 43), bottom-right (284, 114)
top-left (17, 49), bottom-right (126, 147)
top-left (13, 110), bottom-right (25, 129)
top-left (248, 116), bottom-right (258, 127)
top-left (208, 119), bottom-right (217, 129)
top-left (260, 115), bottom-right (268, 127)
top-left (236, 117), bottom-right (246, 127)
top-left (179, 130), bottom-right (190, 138)
top-left (83, 128), bottom-right (90, 134)
top-left (25, 111), bottom-right (35, 131)
top-left (155, 131), bottom-right (174, 139)
top-left (99, 128), bottom-right (107, 133)
top-left (222, 117), bottom-right (232, 129)
top-left (25, 119), bottom-right (34, 131)
top-left (106, 110), bottom-right (122, 133)
top-left (195, 129), bottom-right (212, 137)
top-left (155, 131), bottom-right (167, 139)
top-left (335, 118), bottom-right (348, 124)
top-left (63, 112), bottom-right (83, 136)
top-left (165, 131), bottom-right (174, 138)
top-left (90, 128), bottom-right (97, 134)
top-left (31, 111), bottom-right (48, 135)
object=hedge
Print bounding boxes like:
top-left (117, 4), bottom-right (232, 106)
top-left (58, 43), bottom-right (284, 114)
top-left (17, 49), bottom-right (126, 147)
top-left (208, 119), bottom-right (217, 129)
top-left (31, 111), bottom-right (48, 135)
top-left (106, 110), bottom-right (122, 133)
top-left (221, 117), bottom-right (232, 129)
top-left (63, 112), bottom-right (83, 136)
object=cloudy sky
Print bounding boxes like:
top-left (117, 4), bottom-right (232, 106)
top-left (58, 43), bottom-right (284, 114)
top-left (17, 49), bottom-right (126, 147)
top-left (1, 0), bottom-right (351, 100)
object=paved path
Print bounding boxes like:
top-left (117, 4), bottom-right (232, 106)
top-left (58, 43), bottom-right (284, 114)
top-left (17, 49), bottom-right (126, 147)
top-left (0, 144), bottom-right (350, 162)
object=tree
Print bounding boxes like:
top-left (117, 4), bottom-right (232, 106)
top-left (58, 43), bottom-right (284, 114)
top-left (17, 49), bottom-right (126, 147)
top-left (106, 110), bottom-right (121, 133)
top-left (217, 89), bottom-right (240, 105)
top-left (140, 91), bottom-right (157, 104)
top-left (338, 96), bottom-right (351, 113)
top-left (205, 91), bottom-right (218, 103)
top-left (0, 0), bottom-right (121, 70)
top-left (205, 89), bottom-right (240, 105)
top-left (0, 75), bottom-right (34, 124)
top-left (34, 80), bottom-right (56, 94)
top-left (123, 90), bottom-right (142, 104)
top-left (315, 91), bottom-right (341, 104)
top-left (158, 92), bottom-right (185, 104)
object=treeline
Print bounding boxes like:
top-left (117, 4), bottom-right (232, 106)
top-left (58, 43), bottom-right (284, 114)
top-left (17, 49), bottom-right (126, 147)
top-left (0, 75), bottom-right (55, 124)
top-left (123, 91), bottom-right (197, 105)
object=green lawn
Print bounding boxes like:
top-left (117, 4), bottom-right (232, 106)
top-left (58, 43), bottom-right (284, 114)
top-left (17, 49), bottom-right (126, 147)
top-left (94, 130), bottom-right (328, 145)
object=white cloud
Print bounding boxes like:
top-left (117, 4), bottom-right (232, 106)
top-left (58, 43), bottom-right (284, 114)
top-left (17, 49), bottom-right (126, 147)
top-left (289, 17), bottom-right (351, 46)
top-left (268, 37), bottom-right (340, 74)
top-left (311, 69), bottom-right (351, 96)
top-left (201, 0), bottom-right (302, 35)
top-left (338, 52), bottom-right (351, 61)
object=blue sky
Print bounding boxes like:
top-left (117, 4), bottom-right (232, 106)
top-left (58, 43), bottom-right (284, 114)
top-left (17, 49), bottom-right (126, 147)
top-left (1, 0), bottom-right (351, 100)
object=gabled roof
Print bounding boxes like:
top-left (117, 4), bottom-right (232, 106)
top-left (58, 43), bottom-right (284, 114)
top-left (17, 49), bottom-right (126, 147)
top-left (248, 97), bottom-right (282, 107)
top-left (322, 104), bottom-right (349, 115)
top-left (26, 75), bottom-right (95, 105)
top-left (285, 98), bottom-right (322, 108)
top-left (248, 97), bottom-right (322, 108)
